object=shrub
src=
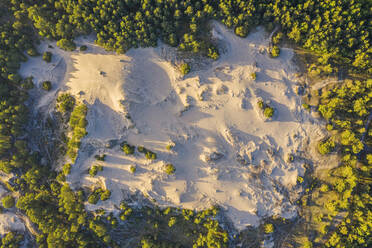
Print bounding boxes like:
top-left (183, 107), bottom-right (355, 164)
top-left (302, 103), bottom-right (310, 110)
top-left (137, 146), bottom-right (145, 153)
top-left (63, 163), bottom-right (72, 175)
top-left (145, 151), bottom-right (157, 160)
top-left (235, 26), bottom-right (249, 37)
top-left (264, 107), bottom-right (274, 118)
top-left (42, 81), bottom-right (52, 91)
top-left (95, 154), bottom-right (106, 161)
top-left (272, 32), bottom-right (283, 45)
top-left (123, 144), bottom-right (135, 155)
top-left (270, 45), bottom-right (280, 57)
top-left (165, 164), bottom-right (175, 175)
top-left (130, 165), bottom-right (136, 174)
top-left (26, 48), bottom-right (38, 56)
top-left (317, 138), bottom-right (335, 155)
top-left (57, 93), bottom-right (75, 113)
top-left (100, 190), bottom-right (111, 201)
top-left (89, 165), bottom-right (103, 177)
top-left (168, 217), bottom-right (177, 227)
top-left (42, 51), bottom-right (52, 62)
top-left (251, 72), bottom-right (257, 80)
top-left (264, 223), bottom-right (274, 233)
top-left (257, 100), bottom-right (264, 109)
top-left (22, 76), bottom-right (34, 89)
top-left (80, 45), bottom-right (88, 51)
top-left (207, 47), bottom-right (219, 60)
top-left (2, 195), bottom-right (15, 208)
top-left (88, 193), bottom-right (100, 204)
top-left (180, 63), bottom-right (190, 75)
top-left (57, 38), bottom-right (76, 51)
top-left (166, 144), bottom-right (174, 151)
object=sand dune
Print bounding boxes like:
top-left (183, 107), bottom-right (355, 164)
top-left (20, 23), bottom-right (325, 230)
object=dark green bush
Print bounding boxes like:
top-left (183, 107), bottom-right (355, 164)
top-left (42, 51), bottom-right (52, 62)
top-left (2, 195), bottom-right (15, 208)
top-left (42, 81), bottom-right (52, 91)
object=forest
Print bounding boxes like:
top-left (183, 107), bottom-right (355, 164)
top-left (0, 0), bottom-right (371, 247)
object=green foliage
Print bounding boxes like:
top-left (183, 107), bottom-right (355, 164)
top-left (79, 45), bottom-right (87, 51)
top-left (270, 45), bottom-right (280, 58)
top-left (22, 76), bottom-right (34, 90)
top-left (264, 223), bottom-right (274, 234)
top-left (0, 232), bottom-right (24, 248)
top-left (62, 163), bottom-right (71, 176)
top-left (26, 48), bottom-right (38, 56)
top-left (67, 104), bottom-right (88, 161)
top-left (130, 165), bottom-right (136, 174)
top-left (2, 195), bottom-right (15, 208)
top-left (145, 150), bottom-right (157, 160)
top-left (89, 165), bottom-right (103, 177)
top-left (264, 107), bottom-right (274, 118)
top-left (317, 138), bottom-right (335, 155)
top-left (165, 164), bottom-right (176, 175)
top-left (95, 154), bottom-right (106, 161)
top-left (100, 190), bottom-right (111, 201)
top-left (123, 143), bottom-right (135, 155)
top-left (251, 72), bottom-right (256, 80)
top-left (207, 47), bottom-right (219, 60)
top-left (41, 81), bottom-right (52, 91)
top-left (42, 51), bottom-right (52, 62)
top-left (56, 93), bottom-right (75, 113)
top-left (56, 39), bottom-right (76, 51)
top-left (235, 26), bottom-right (249, 37)
top-left (180, 63), bottom-right (191, 75)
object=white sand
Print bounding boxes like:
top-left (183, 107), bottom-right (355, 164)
top-left (0, 212), bottom-right (25, 235)
top-left (20, 23), bottom-right (326, 230)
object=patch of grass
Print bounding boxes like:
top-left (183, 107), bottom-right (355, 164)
top-left (66, 104), bottom-right (88, 162)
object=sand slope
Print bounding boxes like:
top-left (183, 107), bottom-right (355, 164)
top-left (20, 23), bottom-right (325, 230)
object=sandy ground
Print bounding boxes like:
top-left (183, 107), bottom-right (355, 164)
top-left (18, 23), bottom-right (327, 230)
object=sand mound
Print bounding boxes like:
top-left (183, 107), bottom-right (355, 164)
top-left (20, 23), bottom-right (325, 230)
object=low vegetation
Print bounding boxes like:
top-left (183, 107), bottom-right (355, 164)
top-left (42, 51), bottom-right (52, 62)
top-left (258, 100), bottom-right (275, 119)
top-left (66, 104), bottom-right (88, 162)
top-left (79, 45), bottom-right (87, 51)
top-left (89, 165), bottom-right (103, 177)
top-left (41, 80), bottom-right (52, 91)
top-left (165, 164), bottom-right (176, 175)
top-left (56, 93), bottom-right (75, 113)
top-left (180, 63), bottom-right (191, 75)
top-left (2, 195), bottom-right (15, 208)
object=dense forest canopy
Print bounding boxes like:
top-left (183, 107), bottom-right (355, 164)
top-left (0, 0), bottom-right (371, 247)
